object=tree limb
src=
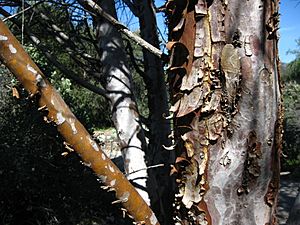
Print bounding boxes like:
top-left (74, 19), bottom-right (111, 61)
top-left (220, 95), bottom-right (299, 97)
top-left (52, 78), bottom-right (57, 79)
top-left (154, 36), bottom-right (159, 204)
top-left (0, 19), bottom-right (159, 225)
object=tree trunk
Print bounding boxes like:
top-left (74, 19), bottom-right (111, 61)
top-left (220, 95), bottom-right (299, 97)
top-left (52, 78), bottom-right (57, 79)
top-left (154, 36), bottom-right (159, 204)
top-left (131, 0), bottom-right (174, 223)
top-left (131, 0), bottom-right (172, 165)
top-left (92, 0), bottom-right (151, 205)
top-left (0, 19), bottom-right (159, 225)
top-left (166, 0), bottom-right (282, 224)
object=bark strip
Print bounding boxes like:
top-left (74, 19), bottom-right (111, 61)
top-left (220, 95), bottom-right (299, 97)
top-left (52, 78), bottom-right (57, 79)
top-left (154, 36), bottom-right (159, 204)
top-left (0, 19), bottom-right (159, 225)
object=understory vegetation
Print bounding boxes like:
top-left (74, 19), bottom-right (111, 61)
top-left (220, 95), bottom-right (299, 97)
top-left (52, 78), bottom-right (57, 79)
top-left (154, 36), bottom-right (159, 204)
top-left (0, 66), bottom-right (134, 225)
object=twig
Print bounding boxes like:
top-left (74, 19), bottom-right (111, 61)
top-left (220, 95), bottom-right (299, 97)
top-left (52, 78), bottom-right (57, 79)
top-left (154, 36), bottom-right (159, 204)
top-left (3, 1), bottom-right (42, 22)
top-left (125, 164), bottom-right (164, 177)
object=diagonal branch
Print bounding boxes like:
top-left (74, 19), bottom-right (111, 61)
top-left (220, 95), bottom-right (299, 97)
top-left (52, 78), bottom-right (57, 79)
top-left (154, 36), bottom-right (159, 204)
top-left (2, 1), bottom-right (42, 22)
top-left (78, 0), bottom-right (165, 59)
top-left (0, 19), bottom-right (159, 225)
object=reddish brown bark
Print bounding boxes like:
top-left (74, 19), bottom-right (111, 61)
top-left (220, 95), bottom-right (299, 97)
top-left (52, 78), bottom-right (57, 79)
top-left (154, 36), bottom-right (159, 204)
top-left (0, 19), bottom-right (159, 225)
top-left (166, 0), bottom-right (282, 224)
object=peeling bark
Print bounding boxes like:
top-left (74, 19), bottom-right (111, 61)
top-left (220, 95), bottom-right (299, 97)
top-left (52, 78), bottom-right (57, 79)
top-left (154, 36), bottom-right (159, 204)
top-left (166, 0), bottom-right (282, 224)
top-left (0, 19), bottom-right (159, 225)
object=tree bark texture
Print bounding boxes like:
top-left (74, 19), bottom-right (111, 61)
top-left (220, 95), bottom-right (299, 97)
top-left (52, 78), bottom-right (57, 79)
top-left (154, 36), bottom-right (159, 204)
top-left (92, 0), bottom-right (151, 205)
top-left (166, 0), bottom-right (282, 224)
top-left (0, 19), bottom-right (159, 225)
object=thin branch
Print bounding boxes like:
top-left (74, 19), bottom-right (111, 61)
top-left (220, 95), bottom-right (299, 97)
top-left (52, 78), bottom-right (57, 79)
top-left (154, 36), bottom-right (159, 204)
top-left (7, 0), bottom-right (101, 69)
top-left (154, 5), bottom-right (166, 13)
top-left (3, 2), bottom-right (41, 22)
top-left (125, 164), bottom-right (164, 177)
top-left (78, 0), bottom-right (165, 59)
top-left (0, 8), bottom-right (107, 98)
top-left (83, 13), bottom-right (101, 56)
top-left (124, 39), bottom-right (145, 78)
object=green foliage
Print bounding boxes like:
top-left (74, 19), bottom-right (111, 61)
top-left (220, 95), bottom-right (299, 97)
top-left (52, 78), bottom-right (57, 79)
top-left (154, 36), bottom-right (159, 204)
top-left (282, 82), bottom-right (300, 169)
top-left (283, 58), bottom-right (300, 83)
top-left (24, 42), bottom-right (112, 129)
top-left (283, 38), bottom-right (300, 82)
top-left (284, 82), bottom-right (300, 121)
top-left (50, 70), bottom-right (112, 129)
top-left (281, 38), bottom-right (300, 170)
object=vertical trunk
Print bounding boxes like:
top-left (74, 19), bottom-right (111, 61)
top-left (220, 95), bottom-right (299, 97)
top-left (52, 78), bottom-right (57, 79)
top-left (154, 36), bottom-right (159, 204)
top-left (132, 0), bottom-right (174, 223)
top-left (0, 19), bottom-right (159, 225)
top-left (167, 0), bottom-right (282, 224)
top-left (132, 0), bottom-right (172, 162)
top-left (93, 0), bottom-right (151, 205)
